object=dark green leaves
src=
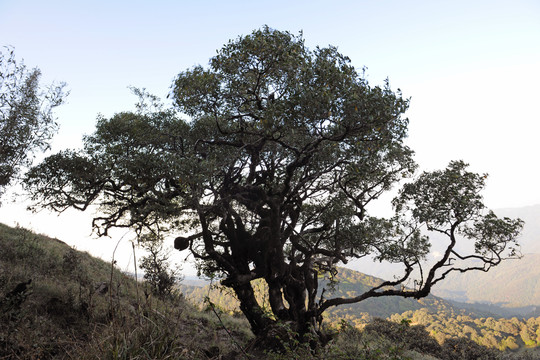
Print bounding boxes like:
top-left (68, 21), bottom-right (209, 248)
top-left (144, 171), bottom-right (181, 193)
top-left (394, 161), bottom-right (487, 229)
top-left (24, 151), bottom-right (104, 212)
top-left (392, 161), bottom-right (523, 278)
top-left (463, 211), bottom-right (523, 258)
top-left (0, 47), bottom-right (67, 197)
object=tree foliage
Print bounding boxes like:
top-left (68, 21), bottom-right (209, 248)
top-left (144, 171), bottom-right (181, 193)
top-left (138, 233), bottom-right (182, 298)
top-left (392, 308), bottom-right (540, 352)
top-left (0, 47), bottom-right (67, 198)
top-left (23, 27), bottom-right (523, 342)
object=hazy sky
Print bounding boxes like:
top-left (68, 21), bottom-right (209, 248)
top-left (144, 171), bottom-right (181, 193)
top-left (1, 0), bottom-right (539, 273)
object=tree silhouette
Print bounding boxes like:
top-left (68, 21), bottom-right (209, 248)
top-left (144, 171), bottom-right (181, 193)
top-left (24, 27), bottom-right (523, 344)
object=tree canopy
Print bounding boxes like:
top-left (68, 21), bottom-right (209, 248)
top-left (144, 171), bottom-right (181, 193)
top-left (0, 47), bottom-right (67, 199)
top-left (24, 27), bottom-right (523, 343)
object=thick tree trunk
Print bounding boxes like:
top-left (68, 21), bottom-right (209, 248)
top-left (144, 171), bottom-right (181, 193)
top-left (231, 274), bottom-right (326, 352)
top-left (282, 277), bottom-right (317, 339)
top-left (227, 208), bottom-right (323, 344)
top-left (231, 281), bottom-right (272, 336)
top-left (267, 279), bottom-right (289, 320)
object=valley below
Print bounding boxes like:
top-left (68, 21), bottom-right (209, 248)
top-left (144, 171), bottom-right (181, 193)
top-left (178, 204), bottom-right (540, 354)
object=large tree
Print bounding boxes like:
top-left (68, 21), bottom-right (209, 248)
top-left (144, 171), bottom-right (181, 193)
top-left (24, 27), bottom-right (522, 343)
top-left (0, 47), bottom-right (67, 198)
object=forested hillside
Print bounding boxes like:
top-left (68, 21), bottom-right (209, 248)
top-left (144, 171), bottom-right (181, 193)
top-left (181, 267), bottom-right (540, 354)
top-left (392, 308), bottom-right (540, 352)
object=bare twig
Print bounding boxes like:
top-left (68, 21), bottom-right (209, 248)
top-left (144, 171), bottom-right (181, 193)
top-left (132, 240), bottom-right (141, 324)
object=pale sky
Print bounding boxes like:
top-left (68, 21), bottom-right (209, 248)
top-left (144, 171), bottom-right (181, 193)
top-left (1, 0), bottom-right (539, 274)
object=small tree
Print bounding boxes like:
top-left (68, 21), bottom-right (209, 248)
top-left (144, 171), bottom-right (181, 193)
top-left (0, 47), bottom-right (67, 198)
top-left (138, 233), bottom-right (181, 298)
top-left (24, 27), bottom-right (523, 344)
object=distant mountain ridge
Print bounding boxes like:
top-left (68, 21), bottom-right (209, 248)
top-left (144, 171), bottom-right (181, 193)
top-left (345, 204), bottom-right (540, 310)
top-left (430, 205), bottom-right (540, 308)
top-left (181, 205), bottom-right (540, 317)
top-left (432, 253), bottom-right (540, 310)
top-left (180, 267), bottom-right (504, 323)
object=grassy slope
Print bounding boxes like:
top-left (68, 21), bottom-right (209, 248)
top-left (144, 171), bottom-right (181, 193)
top-left (2, 222), bottom-right (538, 360)
top-left (0, 223), bottom-right (252, 359)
